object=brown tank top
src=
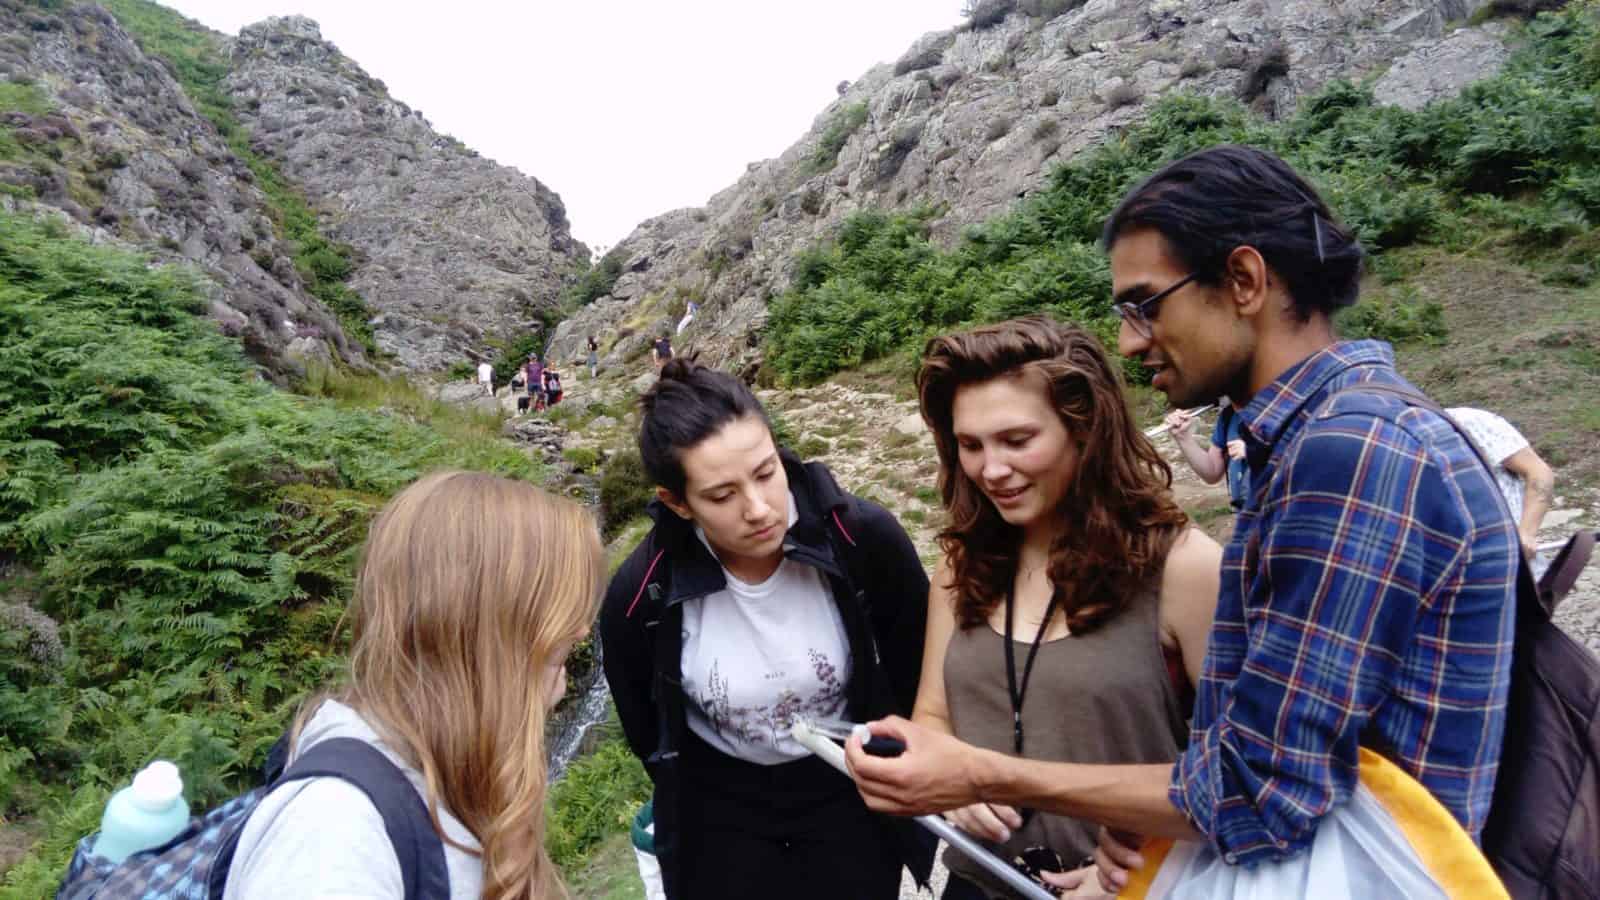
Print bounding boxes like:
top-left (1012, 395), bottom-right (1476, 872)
top-left (941, 583), bottom-right (1188, 898)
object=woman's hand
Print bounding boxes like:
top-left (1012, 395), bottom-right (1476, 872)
top-left (942, 802), bottom-right (1022, 843)
top-left (1164, 409), bottom-right (1195, 439)
top-left (1042, 864), bottom-right (1115, 898)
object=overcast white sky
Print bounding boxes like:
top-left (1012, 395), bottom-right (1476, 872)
top-left (161, 1), bottom-right (964, 251)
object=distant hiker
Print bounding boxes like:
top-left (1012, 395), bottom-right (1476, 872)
top-left (544, 369), bottom-right (563, 407)
top-left (1447, 406), bottom-right (1557, 566)
top-left (677, 300), bottom-right (699, 335)
top-left (525, 354), bottom-right (545, 410)
top-left (600, 360), bottom-right (935, 900)
top-left (650, 334), bottom-right (673, 369)
top-left (587, 335), bottom-right (600, 379)
top-left (476, 360), bottom-right (493, 396)
top-left (60, 473), bottom-right (603, 900)
top-left (1166, 397), bottom-right (1249, 510)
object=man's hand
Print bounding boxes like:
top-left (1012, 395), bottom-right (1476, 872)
top-left (942, 802), bottom-right (1022, 843)
top-left (1093, 826), bottom-right (1145, 893)
top-left (1226, 438), bottom-right (1247, 461)
top-left (844, 716), bottom-right (984, 815)
top-left (1164, 409), bottom-right (1195, 439)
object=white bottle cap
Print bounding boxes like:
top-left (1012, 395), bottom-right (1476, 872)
top-left (131, 760), bottom-right (183, 812)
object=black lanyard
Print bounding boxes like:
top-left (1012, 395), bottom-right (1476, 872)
top-left (1003, 586), bottom-right (1062, 756)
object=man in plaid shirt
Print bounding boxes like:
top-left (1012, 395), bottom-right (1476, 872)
top-left (843, 146), bottom-right (1517, 891)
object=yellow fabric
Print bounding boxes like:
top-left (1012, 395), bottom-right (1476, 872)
top-left (1354, 748), bottom-right (1509, 900)
top-left (1114, 836), bottom-right (1171, 899)
top-left (1116, 749), bottom-right (1507, 899)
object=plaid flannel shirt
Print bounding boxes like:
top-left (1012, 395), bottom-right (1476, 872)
top-left (1170, 341), bottom-right (1517, 864)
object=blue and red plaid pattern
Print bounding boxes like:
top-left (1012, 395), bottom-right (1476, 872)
top-left (1170, 341), bottom-right (1517, 864)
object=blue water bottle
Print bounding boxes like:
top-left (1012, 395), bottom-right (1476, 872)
top-left (92, 760), bottom-right (190, 863)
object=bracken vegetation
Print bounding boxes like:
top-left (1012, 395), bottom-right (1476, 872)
top-left (0, 211), bottom-right (539, 895)
top-left (766, 6), bottom-right (1600, 384)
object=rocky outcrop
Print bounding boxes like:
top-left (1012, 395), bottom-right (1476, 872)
top-left (550, 0), bottom-right (1518, 376)
top-left (1373, 19), bottom-right (1513, 109)
top-left (0, 1), bottom-right (363, 376)
top-left (224, 17), bottom-right (587, 372)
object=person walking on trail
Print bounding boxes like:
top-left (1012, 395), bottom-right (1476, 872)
top-left (599, 360), bottom-right (935, 900)
top-left (677, 300), bottom-right (699, 335)
top-left (1447, 406), bottom-right (1557, 570)
top-left (524, 354), bottom-right (544, 411)
top-left (843, 146), bottom-right (1518, 895)
top-left (222, 472), bottom-right (602, 900)
top-left (475, 360), bottom-right (493, 396)
top-left (1165, 399), bottom-right (1249, 510)
top-left (650, 334), bottom-right (673, 369)
top-left (912, 316), bottom-right (1221, 899)
top-left (587, 335), bottom-right (600, 380)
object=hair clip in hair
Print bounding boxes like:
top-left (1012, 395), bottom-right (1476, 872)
top-left (1311, 209), bottom-right (1325, 264)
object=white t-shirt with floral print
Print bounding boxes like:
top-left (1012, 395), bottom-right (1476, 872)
top-left (681, 495), bottom-right (851, 764)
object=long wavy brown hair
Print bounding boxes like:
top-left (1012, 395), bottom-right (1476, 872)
top-left (918, 315), bottom-right (1188, 633)
top-left (296, 470), bottom-right (602, 900)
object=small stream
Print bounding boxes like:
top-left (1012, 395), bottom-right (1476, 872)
top-left (547, 648), bottom-right (613, 782)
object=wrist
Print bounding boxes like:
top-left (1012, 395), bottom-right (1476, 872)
top-left (964, 743), bottom-right (1006, 806)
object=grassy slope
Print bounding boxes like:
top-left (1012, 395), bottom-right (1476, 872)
top-left (0, 212), bottom-right (537, 897)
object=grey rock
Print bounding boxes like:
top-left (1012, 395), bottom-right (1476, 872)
top-left (589, 415), bottom-right (620, 431)
top-left (0, 4), bottom-right (364, 378)
top-left (554, 0), bottom-right (1508, 375)
top-left (223, 17), bottom-right (587, 372)
top-left (629, 370), bottom-right (658, 396)
top-left (893, 412), bottom-right (927, 438)
top-left (1372, 21), bottom-right (1512, 110)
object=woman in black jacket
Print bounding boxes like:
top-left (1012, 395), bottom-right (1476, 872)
top-left (600, 359), bottom-right (934, 900)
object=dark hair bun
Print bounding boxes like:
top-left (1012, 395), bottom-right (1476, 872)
top-left (657, 356), bottom-right (695, 383)
top-left (636, 357), bottom-right (772, 497)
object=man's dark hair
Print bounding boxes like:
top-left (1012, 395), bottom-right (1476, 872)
top-left (637, 358), bottom-right (773, 497)
top-left (1102, 145), bottom-right (1364, 321)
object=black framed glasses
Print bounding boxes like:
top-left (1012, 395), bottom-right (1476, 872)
top-left (1113, 272), bottom-right (1198, 339)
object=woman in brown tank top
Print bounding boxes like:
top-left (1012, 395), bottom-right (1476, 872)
top-left (912, 316), bottom-right (1221, 899)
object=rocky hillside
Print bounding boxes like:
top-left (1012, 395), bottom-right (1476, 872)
top-left (224, 16), bottom-right (587, 372)
top-left (0, 0), bottom-right (362, 377)
top-left (547, 0), bottom-right (1515, 375)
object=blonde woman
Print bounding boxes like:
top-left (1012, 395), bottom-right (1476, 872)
top-left (222, 471), bottom-right (602, 900)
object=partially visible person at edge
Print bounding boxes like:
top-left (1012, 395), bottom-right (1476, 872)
top-left (224, 471), bottom-right (603, 900)
top-left (651, 333), bottom-right (673, 369)
top-left (913, 316), bottom-right (1221, 899)
top-left (843, 144), bottom-right (1518, 893)
top-left (587, 334), bottom-right (600, 380)
top-left (1447, 406), bottom-right (1557, 571)
top-left (1164, 398), bottom-right (1249, 510)
top-left (599, 359), bottom-right (935, 899)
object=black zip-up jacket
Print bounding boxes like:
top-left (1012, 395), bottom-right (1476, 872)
top-left (599, 451), bottom-right (934, 898)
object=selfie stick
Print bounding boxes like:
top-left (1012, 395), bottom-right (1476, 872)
top-left (1144, 404), bottom-right (1217, 438)
top-left (791, 721), bottom-right (1059, 900)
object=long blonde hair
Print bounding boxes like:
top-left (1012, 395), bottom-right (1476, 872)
top-left (301, 470), bottom-right (602, 900)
